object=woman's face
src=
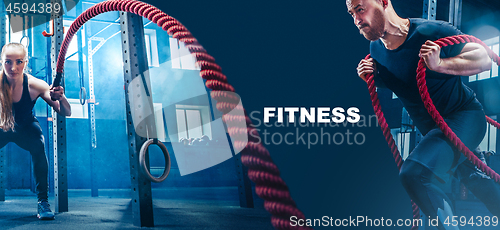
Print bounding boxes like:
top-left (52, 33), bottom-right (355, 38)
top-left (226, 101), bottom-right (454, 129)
top-left (2, 47), bottom-right (27, 79)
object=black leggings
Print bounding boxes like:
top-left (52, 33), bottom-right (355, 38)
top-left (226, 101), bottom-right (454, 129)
top-left (0, 121), bottom-right (48, 201)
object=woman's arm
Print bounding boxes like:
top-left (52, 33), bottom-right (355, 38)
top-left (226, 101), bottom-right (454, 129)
top-left (32, 77), bottom-right (72, 116)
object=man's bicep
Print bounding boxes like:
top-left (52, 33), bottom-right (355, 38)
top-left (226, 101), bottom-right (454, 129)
top-left (441, 43), bottom-right (467, 59)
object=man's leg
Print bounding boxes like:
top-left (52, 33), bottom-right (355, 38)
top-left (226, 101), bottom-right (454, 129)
top-left (400, 126), bottom-right (462, 230)
top-left (400, 109), bottom-right (487, 230)
top-left (400, 159), bottom-right (459, 230)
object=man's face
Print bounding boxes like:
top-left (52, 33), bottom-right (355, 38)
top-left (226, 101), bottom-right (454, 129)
top-left (346, 0), bottom-right (385, 41)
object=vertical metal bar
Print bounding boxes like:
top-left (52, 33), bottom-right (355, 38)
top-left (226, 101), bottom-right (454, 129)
top-left (497, 116), bottom-right (500, 157)
top-left (81, 6), bottom-right (98, 198)
top-left (46, 17), bottom-right (54, 195)
top-left (29, 13), bottom-right (36, 194)
top-left (6, 145), bottom-right (10, 190)
top-left (77, 2), bottom-right (84, 93)
top-left (31, 157), bottom-right (35, 193)
top-left (448, 0), bottom-right (455, 25)
top-left (0, 7), bottom-right (6, 202)
top-left (422, 0), bottom-right (428, 19)
top-left (87, 37), bottom-right (97, 150)
top-left (234, 152), bottom-right (254, 208)
top-left (422, 0), bottom-right (437, 20)
top-left (0, 147), bottom-right (4, 201)
top-left (120, 12), bottom-right (154, 227)
top-left (87, 27), bottom-right (98, 199)
top-left (47, 117), bottom-right (54, 194)
top-left (27, 13), bottom-right (32, 65)
top-left (51, 8), bottom-right (68, 213)
top-left (454, 0), bottom-right (462, 30)
top-left (80, 5), bottom-right (98, 198)
top-left (409, 129), bottom-right (422, 154)
top-left (224, 122), bottom-right (253, 207)
top-left (0, 10), bottom-right (5, 48)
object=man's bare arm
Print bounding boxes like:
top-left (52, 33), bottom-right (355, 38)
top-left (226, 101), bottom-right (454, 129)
top-left (420, 41), bottom-right (492, 76)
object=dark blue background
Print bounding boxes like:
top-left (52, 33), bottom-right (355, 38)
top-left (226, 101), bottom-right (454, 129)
top-left (141, 0), bottom-right (414, 228)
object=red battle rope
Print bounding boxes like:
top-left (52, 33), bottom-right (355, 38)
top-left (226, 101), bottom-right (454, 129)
top-left (417, 35), bottom-right (500, 181)
top-left (366, 34), bottom-right (500, 230)
top-left (54, 0), bottom-right (309, 229)
top-left (365, 54), bottom-right (420, 230)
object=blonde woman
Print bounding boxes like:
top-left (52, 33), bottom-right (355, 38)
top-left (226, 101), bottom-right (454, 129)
top-left (0, 43), bottom-right (71, 220)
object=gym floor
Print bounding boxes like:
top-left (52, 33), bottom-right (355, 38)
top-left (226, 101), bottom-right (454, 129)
top-left (0, 187), bottom-right (274, 230)
top-left (1, 188), bottom-right (493, 230)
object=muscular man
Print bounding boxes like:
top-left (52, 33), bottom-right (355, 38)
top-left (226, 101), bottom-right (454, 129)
top-left (346, 0), bottom-right (500, 229)
top-left (0, 43), bottom-right (71, 220)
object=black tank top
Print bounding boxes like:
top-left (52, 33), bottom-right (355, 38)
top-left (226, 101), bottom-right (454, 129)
top-left (12, 74), bottom-right (37, 126)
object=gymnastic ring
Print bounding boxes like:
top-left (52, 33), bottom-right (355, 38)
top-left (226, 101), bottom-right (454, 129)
top-left (79, 87), bottom-right (87, 105)
top-left (20, 35), bottom-right (30, 48)
top-left (139, 139), bottom-right (171, 183)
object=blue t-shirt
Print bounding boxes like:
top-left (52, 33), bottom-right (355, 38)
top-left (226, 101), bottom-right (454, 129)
top-left (370, 18), bottom-right (482, 135)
